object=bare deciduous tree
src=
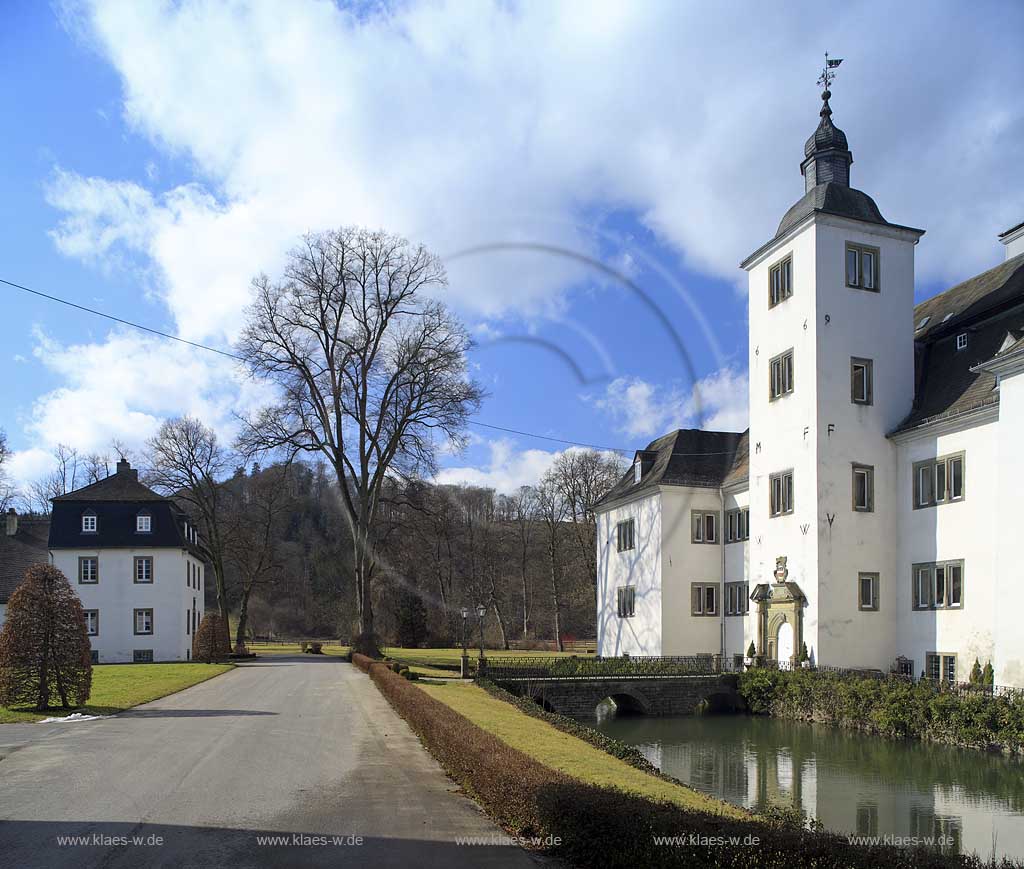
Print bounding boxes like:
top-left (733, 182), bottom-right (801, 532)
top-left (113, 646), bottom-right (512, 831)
top-left (147, 417), bottom-right (233, 649)
top-left (0, 429), bottom-right (15, 512)
top-left (224, 463), bottom-right (295, 652)
top-left (236, 227), bottom-right (483, 655)
top-left (548, 450), bottom-right (626, 587)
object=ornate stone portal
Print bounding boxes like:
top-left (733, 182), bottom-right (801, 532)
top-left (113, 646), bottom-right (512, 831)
top-left (750, 557), bottom-right (808, 664)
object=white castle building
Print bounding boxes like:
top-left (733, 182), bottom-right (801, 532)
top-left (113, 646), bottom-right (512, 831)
top-left (595, 85), bottom-right (1024, 687)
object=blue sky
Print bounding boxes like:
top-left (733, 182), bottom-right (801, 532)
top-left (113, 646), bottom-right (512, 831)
top-left (1, 1), bottom-right (1021, 493)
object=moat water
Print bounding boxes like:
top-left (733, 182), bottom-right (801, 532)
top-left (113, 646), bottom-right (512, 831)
top-left (592, 709), bottom-right (1024, 861)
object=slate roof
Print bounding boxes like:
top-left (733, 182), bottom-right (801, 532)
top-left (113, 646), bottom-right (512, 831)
top-left (48, 461), bottom-right (204, 557)
top-left (894, 252), bottom-right (1024, 433)
top-left (52, 469), bottom-right (166, 502)
top-left (776, 182), bottom-right (889, 239)
top-left (595, 429), bottom-right (748, 509)
top-left (0, 516), bottom-right (50, 604)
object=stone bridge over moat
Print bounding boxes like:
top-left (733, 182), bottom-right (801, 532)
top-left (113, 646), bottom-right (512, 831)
top-left (492, 673), bottom-right (742, 717)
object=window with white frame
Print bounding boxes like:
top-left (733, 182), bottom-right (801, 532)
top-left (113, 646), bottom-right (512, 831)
top-left (851, 357), bottom-right (873, 405)
top-left (616, 586), bottom-right (636, 619)
top-left (633, 461), bottom-right (642, 484)
top-left (912, 560), bottom-right (964, 610)
top-left (926, 652), bottom-right (957, 684)
top-left (133, 649), bottom-right (154, 663)
top-left (913, 453), bottom-right (965, 508)
top-left (769, 255), bottom-right (793, 308)
top-left (725, 508), bottom-right (750, 543)
top-left (769, 349), bottom-right (794, 400)
top-left (852, 464), bottom-right (874, 512)
top-left (134, 608), bottom-right (154, 635)
top-left (691, 583), bottom-right (718, 616)
top-left (725, 581), bottom-right (749, 616)
top-left (615, 519), bottom-right (635, 552)
top-left (846, 242), bottom-right (879, 291)
top-left (84, 609), bottom-right (99, 636)
top-left (134, 556), bottom-right (154, 584)
top-left (956, 333), bottom-right (968, 351)
top-left (858, 572), bottom-right (879, 611)
top-left (136, 513), bottom-right (152, 533)
top-left (769, 470), bottom-right (794, 517)
top-left (78, 557), bottom-right (98, 584)
top-left (81, 512), bottom-right (97, 533)
top-left (691, 511), bottom-right (719, 544)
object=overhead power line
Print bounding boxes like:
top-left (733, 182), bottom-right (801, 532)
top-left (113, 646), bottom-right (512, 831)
top-left (2, 274), bottom-right (645, 453)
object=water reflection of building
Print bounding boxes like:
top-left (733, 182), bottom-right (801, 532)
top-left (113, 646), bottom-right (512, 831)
top-left (617, 717), bottom-right (1024, 861)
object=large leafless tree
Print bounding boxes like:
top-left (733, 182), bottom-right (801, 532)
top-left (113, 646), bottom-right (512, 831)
top-left (224, 463), bottom-right (295, 652)
top-left (147, 417), bottom-right (233, 647)
top-left (236, 227), bottom-right (483, 654)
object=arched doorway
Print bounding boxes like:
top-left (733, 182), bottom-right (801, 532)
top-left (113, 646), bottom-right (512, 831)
top-left (777, 622), bottom-right (794, 664)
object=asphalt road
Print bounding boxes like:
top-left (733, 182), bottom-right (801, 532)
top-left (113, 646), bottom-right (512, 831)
top-left (0, 656), bottom-right (539, 868)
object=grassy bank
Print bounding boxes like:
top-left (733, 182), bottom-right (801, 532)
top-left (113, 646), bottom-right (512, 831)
top-left (418, 679), bottom-right (740, 814)
top-left (0, 662), bottom-right (234, 724)
top-left (739, 668), bottom-right (1024, 753)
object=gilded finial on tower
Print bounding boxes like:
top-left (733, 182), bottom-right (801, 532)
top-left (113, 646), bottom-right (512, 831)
top-left (817, 52), bottom-right (844, 115)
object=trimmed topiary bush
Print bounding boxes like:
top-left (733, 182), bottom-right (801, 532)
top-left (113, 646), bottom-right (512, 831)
top-left (0, 564), bottom-right (92, 710)
top-left (192, 613), bottom-right (230, 663)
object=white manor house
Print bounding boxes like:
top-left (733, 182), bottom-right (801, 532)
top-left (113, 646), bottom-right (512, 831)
top-left (595, 87), bottom-right (1024, 688)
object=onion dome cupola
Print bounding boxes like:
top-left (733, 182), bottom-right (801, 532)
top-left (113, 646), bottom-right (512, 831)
top-left (801, 88), bottom-right (852, 191)
top-left (772, 55), bottom-right (893, 240)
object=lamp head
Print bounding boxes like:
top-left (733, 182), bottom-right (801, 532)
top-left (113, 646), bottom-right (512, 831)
top-left (460, 606), bottom-right (469, 619)
top-left (476, 603), bottom-right (486, 619)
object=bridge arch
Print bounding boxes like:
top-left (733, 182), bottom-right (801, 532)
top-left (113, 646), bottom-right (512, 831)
top-left (600, 689), bottom-right (649, 717)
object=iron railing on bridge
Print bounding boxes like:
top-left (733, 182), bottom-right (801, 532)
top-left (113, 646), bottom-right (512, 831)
top-left (484, 654), bottom-right (725, 680)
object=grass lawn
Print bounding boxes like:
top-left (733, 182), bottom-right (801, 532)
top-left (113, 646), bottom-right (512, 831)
top-left (0, 663), bottom-right (234, 724)
top-left (245, 642), bottom-right (350, 656)
top-left (417, 680), bottom-right (744, 817)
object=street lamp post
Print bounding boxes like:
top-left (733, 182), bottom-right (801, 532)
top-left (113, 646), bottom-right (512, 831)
top-left (460, 606), bottom-right (470, 679)
top-left (476, 603), bottom-right (487, 676)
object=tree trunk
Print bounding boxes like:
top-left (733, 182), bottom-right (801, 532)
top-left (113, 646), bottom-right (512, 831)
top-left (548, 535), bottom-right (563, 652)
top-left (491, 598), bottom-right (509, 650)
top-left (235, 584), bottom-right (252, 653)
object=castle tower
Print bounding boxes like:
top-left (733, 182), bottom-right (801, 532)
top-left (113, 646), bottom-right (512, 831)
top-left (740, 64), bottom-right (925, 668)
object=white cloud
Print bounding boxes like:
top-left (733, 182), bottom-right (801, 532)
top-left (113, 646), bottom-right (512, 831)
top-left (6, 327), bottom-right (271, 488)
top-left (591, 366), bottom-right (748, 441)
top-left (435, 438), bottom-right (563, 493)
top-left (55, 0), bottom-right (1023, 337)
top-left (21, 0), bottom-right (1022, 481)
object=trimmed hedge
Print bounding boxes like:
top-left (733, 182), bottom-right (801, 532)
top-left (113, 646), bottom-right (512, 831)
top-left (739, 668), bottom-right (1024, 753)
top-left (351, 653), bottom-right (1012, 868)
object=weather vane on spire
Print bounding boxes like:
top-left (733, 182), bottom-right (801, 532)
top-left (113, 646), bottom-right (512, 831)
top-left (818, 52), bottom-right (844, 94)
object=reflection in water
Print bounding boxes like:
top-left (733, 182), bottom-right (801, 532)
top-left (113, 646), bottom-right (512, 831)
top-left (592, 710), bottom-right (1024, 862)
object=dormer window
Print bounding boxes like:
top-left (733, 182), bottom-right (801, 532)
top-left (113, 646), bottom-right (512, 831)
top-left (956, 333), bottom-right (968, 351)
top-left (633, 461), bottom-right (642, 484)
top-left (81, 512), bottom-right (97, 533)
top-left (916, 316), bottom-right (931, 331)
top-left (136, 513), bottom-right (152, 533)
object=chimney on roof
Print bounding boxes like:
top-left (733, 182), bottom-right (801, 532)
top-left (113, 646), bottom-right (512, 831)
top-left (116, 458), bottom-right (138, 481)
top-left (6, 508), bottom-right (17, 537)
top-left (999, 221), bottom-right (1024, 261)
